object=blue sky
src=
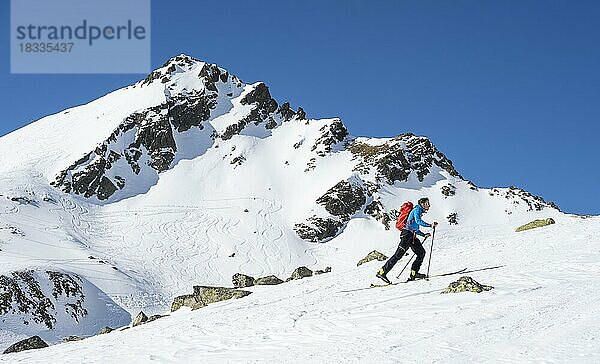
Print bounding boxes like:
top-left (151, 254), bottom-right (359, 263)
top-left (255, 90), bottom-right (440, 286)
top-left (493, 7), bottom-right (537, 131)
top-left (1, 1), bottom-right (599, 215)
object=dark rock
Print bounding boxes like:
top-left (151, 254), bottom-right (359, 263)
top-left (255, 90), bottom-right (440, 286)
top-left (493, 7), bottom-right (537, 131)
top-left (61, 335), bottom-right (84, 343)
top-left (276, 102), bottom-right (296, 121)
top-left (288, 267), bottom-right (313, 281)
top-left (311, 120), bottom-right (348, 156)
top-left (10, 196), bottom-right (39, 207)
top-left (132, 311), bottom-right (148, 327)
top-left (349, 134), bottom-right (460, 184)
top-left (171, 294), bottom-right (205, 311)
top-left (296, 107), bottom-right (306, 120)
top-left (316, 180), bottom-right (366, 220)
top-left (168, 93), bottom-right (213, 132)
top-left (441, 184), bottom-right (456, 197)
top-left (147, 314), bottom-right (167, 323)
top-left (254, 275), bottom-right (284, 285)
top-left (265, 117), bottom-right (278, 129)
top-left (221, 83), bottom-right (279, 141)
top-left (240, 83), bottom-right (278, 115)
top-left (171, 286), bottom-right (251, 312)
top-left (98, 326), bottom-right (114, 334)
top-left (294, 217), bottom-right (343, 243)
top-left (441, 276), bottom-right (493, 294)
top-left (231, 155), bottom-right (246, 167)
top-left (232, 273), bottom-right (255, 288)
top-left (357, 250), bottom-right (388, 266)
top-left (364, 200), bottom-right (395, 230)
top-left (3, 336), bottom-right (48, 354)
top-left (447, 213), bottom-right (458, 225)
top-left (314, 267), bottom-right (332, 275)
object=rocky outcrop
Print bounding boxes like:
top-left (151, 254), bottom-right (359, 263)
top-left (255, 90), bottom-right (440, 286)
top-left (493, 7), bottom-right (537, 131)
top-left (294, 176), bottom-right (370, 243)
top-left (221, 82), bottom-right (279, 140)
top-left (441, 276), bottom-right (493, 294)
top-left (287, 267), bottom-right (313, 281)
top-left (52, 91), bottom-right (215, 201)
top-left (171, 286), bottom-right (252, 312)
top-left (9, 196), bottom-right (39, 207)
top-left (0, 270), bottom-right (87, 330)
top-left (232, 273), bottom-right (255, 288)
top-left (311, 120), bottom-right (349, 157)
top-left (3, 336), bottom-right (48, 354)
top-left (489, 186), bottom-right (559, 212)
top-left (55, 58), bottom-right (310, 202)
top-left (350, 134), bottom-right (460, 184)
top-left (447, 212), bottom-right (458, 225)
top-left (254, 275), bottom-right (284, 285)
top-left (147, 314), bottom-right (167, 323)
top-left (314, 267), bottom-right (332, 275)
top-left (357, 250), bottom-right (388, 266)
top-left (132, 311), bottom-right (148, 327)
top-left (316, 180), bottom-right (366, 220)
top-left (515, 218), bottom-right (555, 232)
top-left (364, 200), bottom-right (396, 230)
top-left (441, 184), bottom-right (456, 197)
top-left (61, 336), bottom-right (84, 343)
top-left (294, 217), bottom-right (343, 243)
top-left (98, 326), bottom-right (114, 335)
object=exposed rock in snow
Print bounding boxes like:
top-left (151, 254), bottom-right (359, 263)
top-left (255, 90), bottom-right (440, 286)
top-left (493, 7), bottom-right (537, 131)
top-left (441, 184), bottom-right (456, 197)
top-left (314, 267), bottom-right (332, 275)
top-left (254, 275), bottom-right (284, 286)
top-left (0, 270), bottom-right (87, 330)
top-left (441, 276), bottom-right (494, 294)
top-left (2, 336), bottom-right (48, 354)
top-left (98, 327), bottom-right (113, 335)
top-left (147, 314), bottom-right (167, 323)
top-left (357, 250), bottom-right (388, 266)
top-left (515, 218), bottom-right (556, 232)
top-left (171, 286), bottom-right (252, 312)
top-left (132, 311), bottom-right (148, 327)
top-left (364, 200), bottom-right (396, 230)
top-left (287, 267), bottom-right (313, 281)
top-left (232, 273), bottom-right (255, 288)
top-left (310, 120), bottom-right (349, 157)
top-left (447, 212), bottom-right (458, 225)
top-left (349, 134), bottom-right (460, 184)
top-left (294, 217), bottom-right (343, 243)
top-left (61, 336), bottom-right (84, 343)
top-left (316, 179), bottom-right (367, 220)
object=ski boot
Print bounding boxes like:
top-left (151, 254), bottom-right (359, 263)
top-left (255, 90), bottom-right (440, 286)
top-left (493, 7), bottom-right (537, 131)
top-left (376, 269), bottom-right (391, 284)
top-left (407, 270), bottom-right (427, 281)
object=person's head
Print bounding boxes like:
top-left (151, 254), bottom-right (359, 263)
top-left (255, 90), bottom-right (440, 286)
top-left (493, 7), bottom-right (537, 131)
top-left (418, 197), bottom-right (430, 211)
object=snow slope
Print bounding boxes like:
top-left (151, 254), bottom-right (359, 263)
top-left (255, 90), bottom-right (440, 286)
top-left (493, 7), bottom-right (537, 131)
top-left (0, 54), bottom-right (597, 361)
top-left (2, 215), bottom-right (599, 363)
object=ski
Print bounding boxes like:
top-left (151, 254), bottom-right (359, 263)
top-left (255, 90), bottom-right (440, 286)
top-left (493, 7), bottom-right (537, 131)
top-left (369, 267), bottom-right (468, 288)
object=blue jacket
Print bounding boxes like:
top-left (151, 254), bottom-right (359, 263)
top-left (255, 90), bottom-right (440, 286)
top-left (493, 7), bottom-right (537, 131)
top-left (403, 204), bottom-right (431, 237)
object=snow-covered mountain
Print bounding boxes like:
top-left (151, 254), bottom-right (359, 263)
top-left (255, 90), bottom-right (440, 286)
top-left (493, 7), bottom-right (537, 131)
top-left (1, 54), bottom-right (597, 362)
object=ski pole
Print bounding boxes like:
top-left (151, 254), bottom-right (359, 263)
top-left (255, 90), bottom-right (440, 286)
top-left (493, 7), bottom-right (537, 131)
top-left (426, 226), bottom-right (436, 278)
top-left (396, 253), bottom-right (414, 279)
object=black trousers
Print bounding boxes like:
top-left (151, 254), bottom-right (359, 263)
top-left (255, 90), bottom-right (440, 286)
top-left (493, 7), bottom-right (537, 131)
top-left (381, 229), bottom-right (426, 274)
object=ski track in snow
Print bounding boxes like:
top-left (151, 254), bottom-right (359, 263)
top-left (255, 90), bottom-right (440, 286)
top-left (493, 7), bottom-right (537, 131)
top-left (62, 196), bottom-right (309, 310)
